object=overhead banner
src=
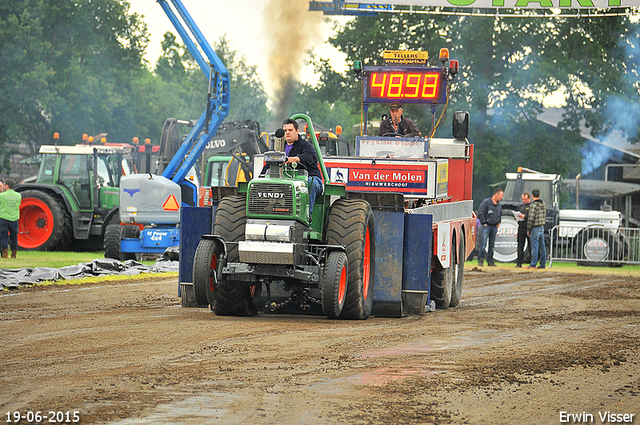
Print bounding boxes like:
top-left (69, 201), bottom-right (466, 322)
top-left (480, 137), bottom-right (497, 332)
top-left (341, 0), bottom-right (638, 9)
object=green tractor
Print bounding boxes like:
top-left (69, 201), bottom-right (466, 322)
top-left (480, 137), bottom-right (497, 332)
top-left (192, 114), bottom-right (375, 319)
top-left (16, 142), bottom-right (136, 251)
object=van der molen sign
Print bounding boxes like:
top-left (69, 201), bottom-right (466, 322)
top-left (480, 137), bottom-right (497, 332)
top-left (354, 0), bottom-right (638, 8)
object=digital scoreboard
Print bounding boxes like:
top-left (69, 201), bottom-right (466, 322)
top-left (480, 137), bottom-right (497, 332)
top-left (363, 67), bottom-right (447, 105)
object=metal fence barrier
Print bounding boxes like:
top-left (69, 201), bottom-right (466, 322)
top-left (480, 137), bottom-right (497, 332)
top-left (549, 225), bottom-right (640, 267)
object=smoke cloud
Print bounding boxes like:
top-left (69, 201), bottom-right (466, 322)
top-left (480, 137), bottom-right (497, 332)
top-left (264, 0), bottom-right (323, 122)
top-left (583, 31), bottom-right (640, 174)
top-left (581, 143), bottom-right (614, 176)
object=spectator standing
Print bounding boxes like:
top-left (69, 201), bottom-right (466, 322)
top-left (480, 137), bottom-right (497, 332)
top-left (477, 188), bottom-right (504, 267)
top-left (526, 189), bottom-right (547, 269)
top-left (515, 192), bottom-right (532, 268)
top-left (0, 179), bottom-right (21, 258)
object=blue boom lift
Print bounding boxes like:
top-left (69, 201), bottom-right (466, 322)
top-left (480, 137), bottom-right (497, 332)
top-left (113, 0), bottom-right (230, 258)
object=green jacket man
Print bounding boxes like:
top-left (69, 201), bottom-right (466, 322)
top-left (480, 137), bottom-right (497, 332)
top-left (0, 180), bottom-right (22, 258)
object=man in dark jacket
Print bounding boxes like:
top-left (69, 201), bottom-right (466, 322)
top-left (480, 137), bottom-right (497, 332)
top-left (266, 118), bottom-right (323, 220)
top-left (477, 188), bottom-right (504, 266)
top-left (515, 192), bottom-right (532, 268)
top-left (377, 102), bottom-right (420, 137)
top-left (526, 189), bottom-right (547, 269)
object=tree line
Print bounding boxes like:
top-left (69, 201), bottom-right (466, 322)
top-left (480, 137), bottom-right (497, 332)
top-left (0, 0), bottom-right (271, 170)
top-left (1, 1), bottom-right (638, 202)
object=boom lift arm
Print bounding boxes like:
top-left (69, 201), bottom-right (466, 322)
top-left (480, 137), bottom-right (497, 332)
top-left (110, 0), bottom-right (232, 260)
top-left (157, 0), bottom-right (230, 189)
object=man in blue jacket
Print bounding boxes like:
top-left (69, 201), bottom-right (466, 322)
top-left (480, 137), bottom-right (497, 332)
top-left (477, 188), bottom-right (504, 267)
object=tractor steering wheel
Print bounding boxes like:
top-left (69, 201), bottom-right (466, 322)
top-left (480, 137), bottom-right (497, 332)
top-left (286, 159), bottom-right (307, 170)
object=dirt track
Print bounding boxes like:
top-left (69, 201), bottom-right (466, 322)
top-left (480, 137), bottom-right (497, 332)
top-left (1, 266), bottom-right (638, 424)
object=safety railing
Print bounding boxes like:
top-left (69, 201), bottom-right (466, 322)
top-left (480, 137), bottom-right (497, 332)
top-left (549, 225), bottom-right (640, 267)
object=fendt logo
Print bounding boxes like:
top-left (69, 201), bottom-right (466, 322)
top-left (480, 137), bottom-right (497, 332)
top-left (257, 192), bottom-right (285, 199)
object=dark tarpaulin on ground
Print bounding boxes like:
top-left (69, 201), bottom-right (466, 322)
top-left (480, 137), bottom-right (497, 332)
top-left (0, 257), bottom-right (178, 290)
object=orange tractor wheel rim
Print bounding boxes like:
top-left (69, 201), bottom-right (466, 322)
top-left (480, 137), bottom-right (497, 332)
top-left (338, 263), bottom-right (347, 305)
top-left (19, 198), bottom-right (54, 249)
top-left (362, 227), bottom-right (371, 300)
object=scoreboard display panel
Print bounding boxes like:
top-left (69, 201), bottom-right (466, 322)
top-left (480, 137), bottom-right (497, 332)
top-left (363, 67), bottom-right (447, 104)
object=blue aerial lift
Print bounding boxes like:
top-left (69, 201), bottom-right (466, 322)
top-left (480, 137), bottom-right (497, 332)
top-left (110, 0), bottom-right (230, 259)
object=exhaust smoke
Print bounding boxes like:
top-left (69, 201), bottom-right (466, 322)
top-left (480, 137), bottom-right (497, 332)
top-left (264, 0), bottom-right (323, 122)
top-left (583, 32), bottom-right (640, 175)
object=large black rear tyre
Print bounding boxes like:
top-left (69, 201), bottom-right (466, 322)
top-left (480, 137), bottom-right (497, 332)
top-left (431, 241), bottom-right (454, 309)
top-left (494, 211), bottom-right (518, 263)
top-left (450, 235), bottom-right (465, 308)
top-left (211, 195), bottom-right (256, 316)
top-left (322, 251), bottom-right (348, 319)
top-left (325, 199), bottom-right (374, 320)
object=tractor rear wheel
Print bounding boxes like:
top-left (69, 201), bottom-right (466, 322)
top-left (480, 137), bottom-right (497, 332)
top-left (450, 235), bottom-right (465, 308)
top-left (211, 195), bottom-right (257, 316)
top-left (18, 190), bottom-right (71, 251)
top-left (431, 241), bottom-right (454, 309)
top-left (193, 238), bottom-right (221, 306)
top-left (326, 199), bottom-right (374, 320)
top-left (322, 250), bottom-right (348, 319)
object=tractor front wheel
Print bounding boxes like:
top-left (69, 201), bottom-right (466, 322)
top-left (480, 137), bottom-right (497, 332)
top-left (193, 238), bottom-right (221, 306)
top-left (576, 228), bottom-right (626, 267)
top-left (211, 195), bottom-right (257, 316)
top-left (322, 250), bottom-right (348, 319)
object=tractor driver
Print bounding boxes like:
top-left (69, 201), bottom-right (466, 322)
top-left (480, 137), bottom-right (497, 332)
top-left (271, 118), bottom-right (323, 221)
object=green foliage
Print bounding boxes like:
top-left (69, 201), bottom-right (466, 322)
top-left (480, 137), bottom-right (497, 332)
top-left (150, 33), bottom-right (272, 137)
top-left (319, 12), bottom-right (639, 204)
top-left (3, 1), bottom-right (638, 206)
top-left (0, 1), bottom-right (272, 175)
top-left (292, 55), bottom-right (361, 140)
top-left (0, 0), bottom-right (149, 162)
top-left (215, 36), bottom-right (271, 125)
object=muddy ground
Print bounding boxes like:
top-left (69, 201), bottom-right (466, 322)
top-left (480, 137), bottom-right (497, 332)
top-left (1, 266), bottom-right (638, 424)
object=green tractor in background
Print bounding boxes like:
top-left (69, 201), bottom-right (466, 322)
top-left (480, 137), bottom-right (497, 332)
top-left (16, 139), bottom-right (136, 251)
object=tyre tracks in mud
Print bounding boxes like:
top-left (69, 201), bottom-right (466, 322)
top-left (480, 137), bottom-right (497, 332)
top-left (0, 269), bottom-right (638, 424)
